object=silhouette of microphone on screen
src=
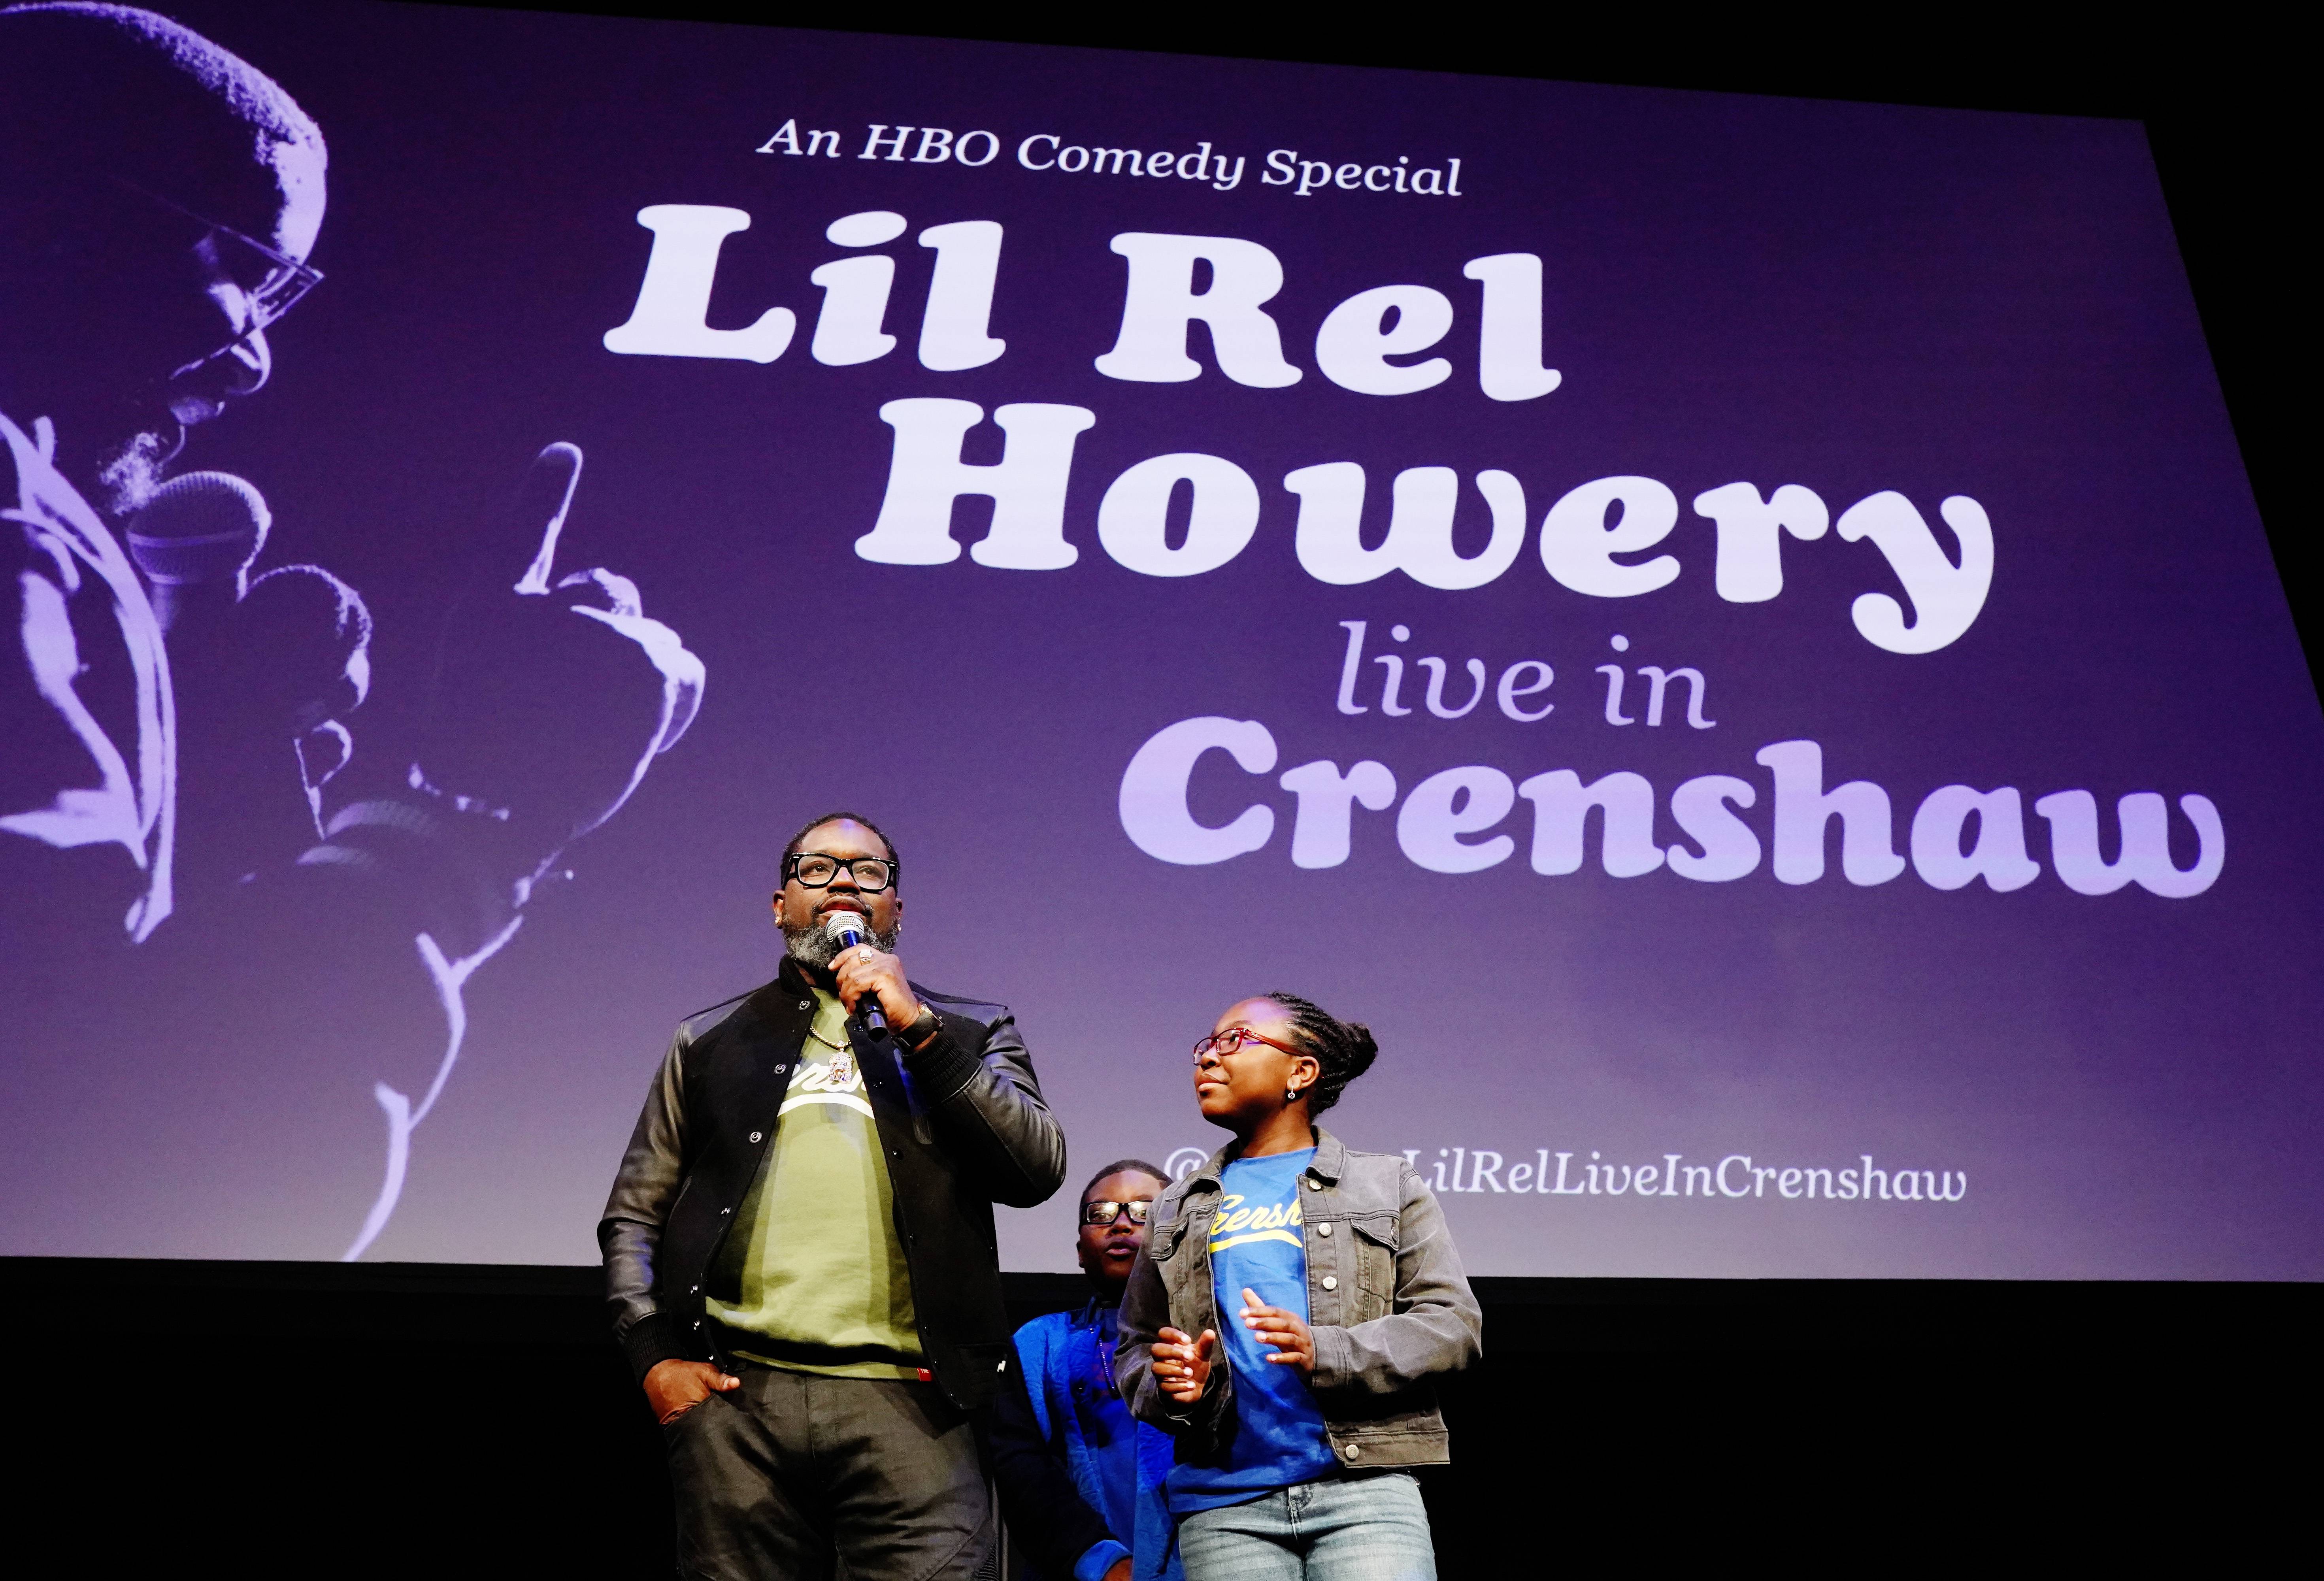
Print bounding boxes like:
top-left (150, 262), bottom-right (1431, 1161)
top-left (124, 469), bottom-right (373, 885)
top-left (126, 470), bottom-right (269, 632)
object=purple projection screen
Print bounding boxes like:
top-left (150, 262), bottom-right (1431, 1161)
top-left (3, 1), bottom-right (2318, 1279)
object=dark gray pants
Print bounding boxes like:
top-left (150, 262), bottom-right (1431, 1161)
top-left (663, 1367), bottom-right (993, 1581)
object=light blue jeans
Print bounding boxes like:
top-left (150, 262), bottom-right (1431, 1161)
top-left (1176, 1473), bottom-right (1436, 1581)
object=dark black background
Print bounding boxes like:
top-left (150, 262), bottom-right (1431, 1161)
top-left (10, 1259), bottom-right (2313, 1572)
top-left (10, 6), bottom-right (2309, 1573)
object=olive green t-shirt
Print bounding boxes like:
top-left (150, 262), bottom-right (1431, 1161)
top-left (706, 988), bottom-right (922, 1377)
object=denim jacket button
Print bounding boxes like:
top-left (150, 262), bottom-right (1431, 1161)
top-left (1343, 1442), bottom-right (1362, 1460)
top-left (1320, 1275), bottom-right (1338, 1291)
top-left (1315, 1223), bottom-right (1331, 1237)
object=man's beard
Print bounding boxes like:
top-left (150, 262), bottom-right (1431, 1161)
top-left (92, 425), bottom-right (180, 517)
top-left (784, 913), bottom-right (900, 967)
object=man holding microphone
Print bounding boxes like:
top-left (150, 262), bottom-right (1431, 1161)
top-left (600, 811), bottom-right (1066, 1580)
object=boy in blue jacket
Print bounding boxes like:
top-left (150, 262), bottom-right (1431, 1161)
top-left (993, 1160), bottom-right (1183, 1581)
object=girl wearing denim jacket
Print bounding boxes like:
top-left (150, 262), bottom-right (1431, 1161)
top-left (1115, 993), bottom-right (1483, 1581)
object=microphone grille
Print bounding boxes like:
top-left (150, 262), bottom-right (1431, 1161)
top-left (823, 910), bottom-right (870, 943)
top-left (126, 471), bottom-right (270, 587)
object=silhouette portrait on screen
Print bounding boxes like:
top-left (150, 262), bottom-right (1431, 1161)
top-left (0, 4), bottom-right (705, 1256)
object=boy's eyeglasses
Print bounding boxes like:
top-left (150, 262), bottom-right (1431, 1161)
top-left (1080, 1198), bottom-right (1153, 1227)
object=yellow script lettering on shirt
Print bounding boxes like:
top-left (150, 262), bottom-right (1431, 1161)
top-left (1206, 1190), bottom-right (1304, 1253)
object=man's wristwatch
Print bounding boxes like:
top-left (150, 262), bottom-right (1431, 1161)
top-left (897, 1002), bottom-right (942, 1050)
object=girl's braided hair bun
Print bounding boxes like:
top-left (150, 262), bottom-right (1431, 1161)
top-left (1264, 991), bottom-right (1379, 1114)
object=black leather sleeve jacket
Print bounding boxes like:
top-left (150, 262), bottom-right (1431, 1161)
top-left (598, 956), bottom-right (1066, 1409)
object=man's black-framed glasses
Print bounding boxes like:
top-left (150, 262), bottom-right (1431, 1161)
top-left (1081, 1198), bottom-right (1153, 1228)
top-left (785, 853), bottom-right (896, 892)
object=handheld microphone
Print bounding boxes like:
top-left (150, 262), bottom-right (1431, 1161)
top-left (824, 911), bottom-right (886, 1032)
top-left (126, 471), bottom-right (271, 632)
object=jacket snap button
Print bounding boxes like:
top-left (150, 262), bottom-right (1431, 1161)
top-left (690, 1285), bottom-right (701, 1294)
top-left (1305, 1177), bottom-right (1320, 1190)
top-left (799, 1001), bottom-right (810, 1010)
top-left (721, 1207), bottom-right (732, 1215)
top-left (749, 1132), bottom-right (763, 1143)
top-left (1321, 1275), bottom-right (1338, 1291)
top-left (1343, 1442), bottom-right (1361, 1460)
top-left (1315, 1223), bottom-right (1331, 1237)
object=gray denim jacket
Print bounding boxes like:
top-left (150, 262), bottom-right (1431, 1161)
top-left (1114, 1127), bottom-right (1483, 1472)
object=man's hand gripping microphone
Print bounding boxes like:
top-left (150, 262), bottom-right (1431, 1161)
top-left (824, 913), bottom-right (886, 1032)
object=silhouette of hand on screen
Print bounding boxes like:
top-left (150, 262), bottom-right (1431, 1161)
top-left (410, 441), bottom-right (704, 865)
top-left (321, 443), bottom-right (708, 1260)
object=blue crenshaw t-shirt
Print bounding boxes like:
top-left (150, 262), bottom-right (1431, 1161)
top-left (1165, 1148), bottom-right (1340, 1513)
